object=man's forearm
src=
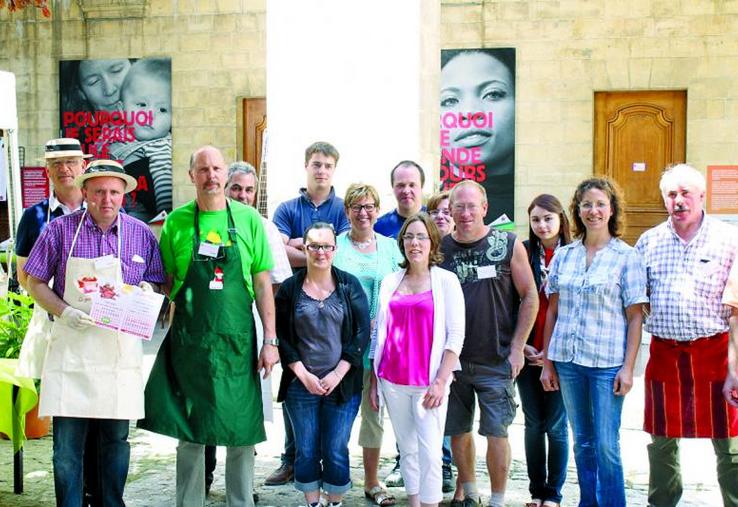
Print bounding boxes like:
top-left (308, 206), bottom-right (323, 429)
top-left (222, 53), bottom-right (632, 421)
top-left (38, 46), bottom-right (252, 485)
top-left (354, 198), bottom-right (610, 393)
top-left (285, 245), bottom-right (306, 267)
top-left (253, 271), bottom-right (276, 338)
top-left (512, 289), bottom-right (538, 351)
top-left (27, 276), bottom-right (67, 317)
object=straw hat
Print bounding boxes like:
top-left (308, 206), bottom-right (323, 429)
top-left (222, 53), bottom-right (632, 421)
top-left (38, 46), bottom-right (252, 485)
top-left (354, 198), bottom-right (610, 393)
top-left (74, 160), bottom-right (137, 194)
top-left (43, 138), bottom-right (93, 159)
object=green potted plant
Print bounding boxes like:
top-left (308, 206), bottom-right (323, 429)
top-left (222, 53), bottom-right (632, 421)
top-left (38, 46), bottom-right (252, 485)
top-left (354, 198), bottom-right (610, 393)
top-left (0, 291), bottom-right (50, 438)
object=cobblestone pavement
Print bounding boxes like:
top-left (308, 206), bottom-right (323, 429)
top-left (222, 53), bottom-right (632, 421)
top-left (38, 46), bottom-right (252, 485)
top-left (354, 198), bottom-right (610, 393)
top-left (0, 341), bottom-right (723, 506)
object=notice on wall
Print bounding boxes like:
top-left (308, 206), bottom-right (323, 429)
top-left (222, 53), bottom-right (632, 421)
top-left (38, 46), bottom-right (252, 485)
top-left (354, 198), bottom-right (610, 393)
top-left (707, 165), bottom-right (738, 227)
top-left (88, 282), bottom-right (165, 341)
top-left (440, 47), bottom-right (516, 225)
top-left (21, 166), bottom-right (50, 208)
top-left (58, 57), bottom-right (172, 223)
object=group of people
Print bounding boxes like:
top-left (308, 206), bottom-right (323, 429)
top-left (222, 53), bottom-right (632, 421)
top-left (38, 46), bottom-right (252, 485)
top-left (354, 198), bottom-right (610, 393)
top-left (12, 136), bottom-right (738, 507)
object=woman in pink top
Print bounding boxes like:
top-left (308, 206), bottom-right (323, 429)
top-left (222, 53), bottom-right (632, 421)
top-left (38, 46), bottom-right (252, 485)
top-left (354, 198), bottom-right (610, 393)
top-left (370, 213), bottom-right (466, 507)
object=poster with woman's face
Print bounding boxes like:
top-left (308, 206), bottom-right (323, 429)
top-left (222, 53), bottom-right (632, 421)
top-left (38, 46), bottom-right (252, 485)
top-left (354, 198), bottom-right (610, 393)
top-left (58, 57), bottom-right (173, 222)
top-left (440, 48), bottom-right (515, 224)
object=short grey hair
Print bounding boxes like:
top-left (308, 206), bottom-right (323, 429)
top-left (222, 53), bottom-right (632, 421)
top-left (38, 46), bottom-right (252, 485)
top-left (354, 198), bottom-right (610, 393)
top-left (226, 161), bottom-right (257, 188)
top-left (659, 163), bottom-right (706, 197)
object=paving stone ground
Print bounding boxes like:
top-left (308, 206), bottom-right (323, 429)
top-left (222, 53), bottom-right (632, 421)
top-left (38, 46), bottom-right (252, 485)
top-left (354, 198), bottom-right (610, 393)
top-left (0, 337), bottom-right (723, 506)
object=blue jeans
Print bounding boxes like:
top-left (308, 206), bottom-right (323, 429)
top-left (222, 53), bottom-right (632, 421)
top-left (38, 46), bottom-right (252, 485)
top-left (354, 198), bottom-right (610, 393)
top-left (555, 361), bottom-right (625, 507)
top-left (281, 406), bottom-right (296, 465)
top-left (517, 363), bottom-right (568, 503)
top-left (284, 381), bottom-right (360, 495)
top-left (52, 417), bottom-right (130, 507)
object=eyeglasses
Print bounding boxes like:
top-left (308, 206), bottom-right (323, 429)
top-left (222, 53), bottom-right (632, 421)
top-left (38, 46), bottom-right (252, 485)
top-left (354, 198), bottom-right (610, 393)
top-left (306, 243), bottom-right (336, 253)
top-left (350, 203), bottom-right (377, 213)
top-left (429, 209), bottom-right (451, 217)
top-left (579, 201), bottom-right (610, 211)
top-left (50, 158), bottom-right (82, 169)
top-left (402, 234), bottom-right (430, 242)
top-left (452, 203), bottom-right (480, 213)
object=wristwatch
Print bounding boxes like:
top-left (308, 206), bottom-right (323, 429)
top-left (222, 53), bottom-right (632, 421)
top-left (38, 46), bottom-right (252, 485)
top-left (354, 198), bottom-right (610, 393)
top-left (264, 337), bottom-right (279, 346)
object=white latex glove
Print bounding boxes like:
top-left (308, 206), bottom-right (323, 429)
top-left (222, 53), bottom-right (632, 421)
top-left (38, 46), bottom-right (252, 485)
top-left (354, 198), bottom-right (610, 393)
top-left (60, 306), bottom-right (95, 330)
top-left (138, 281), bottom-right (154, 293)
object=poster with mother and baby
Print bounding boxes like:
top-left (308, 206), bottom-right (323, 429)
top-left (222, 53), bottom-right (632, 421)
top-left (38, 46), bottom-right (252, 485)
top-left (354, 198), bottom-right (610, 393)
top-left (58, 57), bottom-right (172, 222)
top-left (440, 47), bottom-right (515, 225)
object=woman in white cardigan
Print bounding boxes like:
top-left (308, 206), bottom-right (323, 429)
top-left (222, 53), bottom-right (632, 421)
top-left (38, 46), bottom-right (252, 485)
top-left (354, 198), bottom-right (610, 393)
top-left (369, 213), bottom-right (465, 507)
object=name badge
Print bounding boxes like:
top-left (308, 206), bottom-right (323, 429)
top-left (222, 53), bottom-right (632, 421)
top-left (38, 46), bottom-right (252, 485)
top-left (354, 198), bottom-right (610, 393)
top-left (94, 255), bottom-right (116, 270)
top-left (198, 242), bottom-right (220, 258)
top-left (209, 280), bottom-right (224, 290)
top-left (477, 265), bottom-right (497, 280)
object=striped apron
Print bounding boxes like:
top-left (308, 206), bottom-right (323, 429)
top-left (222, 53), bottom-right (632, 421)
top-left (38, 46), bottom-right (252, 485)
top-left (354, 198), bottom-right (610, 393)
top-left (644, 333), bottom-right (738, 438)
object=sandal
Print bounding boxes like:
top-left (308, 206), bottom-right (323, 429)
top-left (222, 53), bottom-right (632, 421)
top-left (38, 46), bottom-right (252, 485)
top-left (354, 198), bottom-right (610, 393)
top-left (364, 485), bottom-right (396, 506)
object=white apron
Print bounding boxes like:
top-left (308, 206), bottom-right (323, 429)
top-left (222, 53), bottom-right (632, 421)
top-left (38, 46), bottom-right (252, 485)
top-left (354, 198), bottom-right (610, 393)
top-left (39, 213), bottom-right (145, 419)
top-left (16, 205), bottom-right (54, 379)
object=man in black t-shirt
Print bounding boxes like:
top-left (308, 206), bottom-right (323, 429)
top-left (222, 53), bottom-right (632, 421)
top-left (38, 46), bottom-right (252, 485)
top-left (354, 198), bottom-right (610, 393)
top-left (440, 180), bottom-right (538, 507)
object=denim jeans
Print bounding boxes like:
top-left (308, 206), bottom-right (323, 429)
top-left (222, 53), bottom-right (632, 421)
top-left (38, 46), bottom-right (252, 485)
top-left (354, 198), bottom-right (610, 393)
top-left (555, 361), bottom-right (625, 507)
top-left (52, 417), bottom-right (130, 507)
top-left (517, 363), bottom-right (569, 503)
top-left (284, 381), bottom-right (360, 495)
top-left (281, 405), bottom-right (296, 465)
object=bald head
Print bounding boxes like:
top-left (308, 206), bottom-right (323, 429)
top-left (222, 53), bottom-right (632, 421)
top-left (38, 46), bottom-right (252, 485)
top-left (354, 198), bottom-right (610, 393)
top-left (189, 145), bottom-right (228, 201)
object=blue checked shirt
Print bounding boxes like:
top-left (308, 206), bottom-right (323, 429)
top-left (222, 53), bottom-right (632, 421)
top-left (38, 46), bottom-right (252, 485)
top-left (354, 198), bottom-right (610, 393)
top-left (546, 238), bottom-right (648, 367)
top-left (635, 214), bottom-right (738, 341)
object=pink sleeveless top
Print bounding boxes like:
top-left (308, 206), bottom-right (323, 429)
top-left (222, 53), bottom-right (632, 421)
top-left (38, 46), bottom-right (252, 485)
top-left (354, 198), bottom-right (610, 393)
top-left (377, 290), bottom-right (434, 386)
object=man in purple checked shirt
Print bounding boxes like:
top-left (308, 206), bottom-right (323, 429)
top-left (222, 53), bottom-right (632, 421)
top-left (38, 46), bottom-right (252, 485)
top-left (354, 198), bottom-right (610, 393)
top-left (24, 160), bottom-right (166, 507)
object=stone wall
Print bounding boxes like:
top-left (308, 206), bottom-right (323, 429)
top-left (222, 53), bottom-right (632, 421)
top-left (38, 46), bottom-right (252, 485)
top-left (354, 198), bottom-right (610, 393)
top-left (441, 0), bottom-right (738, 224)
top-left (1, 0), bottom-right (266, 204)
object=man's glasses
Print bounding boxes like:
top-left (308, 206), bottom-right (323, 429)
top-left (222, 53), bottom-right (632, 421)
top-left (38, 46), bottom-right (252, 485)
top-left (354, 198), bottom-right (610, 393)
top-left (306, 243), bottom-right (337, 253)
top-left (350, 203), bottom-right (377, 213)
top-left (50, 158), bottom-right (82, 169)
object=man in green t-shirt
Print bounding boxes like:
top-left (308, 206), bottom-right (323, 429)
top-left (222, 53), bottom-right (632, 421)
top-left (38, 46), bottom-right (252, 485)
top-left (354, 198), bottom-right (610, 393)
top-left (139, 145), bottom-right (279, 507)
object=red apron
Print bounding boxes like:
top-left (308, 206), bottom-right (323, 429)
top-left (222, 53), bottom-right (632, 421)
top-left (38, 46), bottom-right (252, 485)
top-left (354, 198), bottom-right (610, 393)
top-left (644, 333), bottom-right (738, 438)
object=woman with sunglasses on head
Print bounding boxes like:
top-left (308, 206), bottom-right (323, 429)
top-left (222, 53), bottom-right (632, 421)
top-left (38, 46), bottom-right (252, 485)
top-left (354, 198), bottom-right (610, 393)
top-left (370, 213), bottom-right (465, 507)
top-left (333, 184), bottom-right (403, 506)
top-left (518, 194), bottom-right (572, 507)
top-left (275, 222), bottom-right (370, 507)
top-left (541, 178), bottom-right (647, 507)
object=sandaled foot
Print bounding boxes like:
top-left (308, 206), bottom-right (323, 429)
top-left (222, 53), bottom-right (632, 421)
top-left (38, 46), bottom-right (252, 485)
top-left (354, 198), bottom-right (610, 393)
top-left (364, 485), bottom-right (396, 506)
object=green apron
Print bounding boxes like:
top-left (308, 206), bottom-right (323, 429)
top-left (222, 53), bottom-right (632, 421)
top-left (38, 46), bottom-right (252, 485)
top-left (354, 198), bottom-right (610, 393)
top-left (139, 203), bottom-right (265, 446)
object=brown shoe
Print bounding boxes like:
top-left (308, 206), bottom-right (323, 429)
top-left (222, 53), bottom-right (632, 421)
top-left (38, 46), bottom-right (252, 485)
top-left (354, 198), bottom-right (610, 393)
top-left (264, 463), bottom-right (294, 485)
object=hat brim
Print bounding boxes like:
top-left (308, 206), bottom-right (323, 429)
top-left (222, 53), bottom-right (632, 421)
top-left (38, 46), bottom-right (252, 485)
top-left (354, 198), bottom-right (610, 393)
top-left (41, 150), bottom-right (94, 161)
top-left (74, 171), bottom-right (138, 193)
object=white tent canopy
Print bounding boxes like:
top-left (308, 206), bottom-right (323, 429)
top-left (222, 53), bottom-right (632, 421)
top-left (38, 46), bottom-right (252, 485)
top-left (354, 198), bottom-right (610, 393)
top-left (0, 70), bottom-right (24, 255)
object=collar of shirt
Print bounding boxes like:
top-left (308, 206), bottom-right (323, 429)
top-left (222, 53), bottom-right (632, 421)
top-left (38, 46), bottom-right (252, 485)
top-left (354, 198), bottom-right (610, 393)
top-left (82, 210), bottom-right (120, 234)
top-left (299, 186), bottom-right (336, 208)
top-left (49, 193), bottom-right (86, 215)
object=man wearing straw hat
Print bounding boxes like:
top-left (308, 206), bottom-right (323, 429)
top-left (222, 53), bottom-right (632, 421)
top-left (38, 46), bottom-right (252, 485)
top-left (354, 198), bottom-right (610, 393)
top-left (16, 138), bottom-right (91, 291)
top-left (23, 159), bottom-right (166, 507)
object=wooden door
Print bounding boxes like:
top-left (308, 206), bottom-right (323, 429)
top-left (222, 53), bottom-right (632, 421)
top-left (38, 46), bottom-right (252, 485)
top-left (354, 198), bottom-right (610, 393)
top-left (242, 98), bottom-right (268, 216)
top-left (594, 91), bottom-right (686, 245)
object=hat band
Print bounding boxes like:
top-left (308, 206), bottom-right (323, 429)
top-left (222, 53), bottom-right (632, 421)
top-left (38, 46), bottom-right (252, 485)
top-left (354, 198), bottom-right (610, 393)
top-left (46, 144), bottom-right (82, 153)
top-left (88, 164), bottom-right (125, 174)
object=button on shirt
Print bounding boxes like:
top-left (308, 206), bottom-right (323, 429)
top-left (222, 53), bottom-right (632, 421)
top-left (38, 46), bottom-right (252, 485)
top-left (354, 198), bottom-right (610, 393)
top-left (24, 210), bottom-right (166, 298)
top-left (635, 214), bottom-right (738, 341)
top-left (546, 238), bottom-right (648, 367)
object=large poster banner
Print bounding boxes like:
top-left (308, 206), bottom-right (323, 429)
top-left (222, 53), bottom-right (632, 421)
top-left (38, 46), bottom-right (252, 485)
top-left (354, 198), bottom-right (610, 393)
top-left (440, 48), bottom-right (515, 224)
top-left (59, 58), bottom-right (172, 222)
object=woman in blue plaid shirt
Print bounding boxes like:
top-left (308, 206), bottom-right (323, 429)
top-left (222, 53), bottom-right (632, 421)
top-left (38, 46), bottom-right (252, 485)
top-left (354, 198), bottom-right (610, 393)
top-left (540, 178), bottom-right (648, 507)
